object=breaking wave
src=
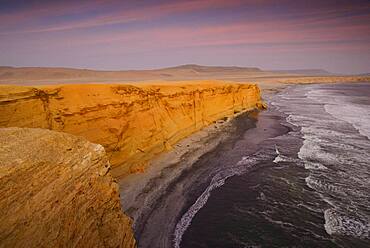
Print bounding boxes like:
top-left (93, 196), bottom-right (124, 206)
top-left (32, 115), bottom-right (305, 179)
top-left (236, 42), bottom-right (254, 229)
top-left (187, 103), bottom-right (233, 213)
top-left (273, 146), bottom-right (298, 164)
top-left (173, 155), bottom-right (263, 248)
top-left (324, 209), bottom-right (370, 239)
top-left (274, 84), bottom-right (370, 241)
top-left (324, 104), bottom-right (370, 140)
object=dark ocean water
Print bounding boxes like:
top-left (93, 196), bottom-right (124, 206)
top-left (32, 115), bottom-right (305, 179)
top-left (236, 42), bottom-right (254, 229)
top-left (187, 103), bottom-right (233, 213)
top-left (177, 83), bottom-right (370, 248)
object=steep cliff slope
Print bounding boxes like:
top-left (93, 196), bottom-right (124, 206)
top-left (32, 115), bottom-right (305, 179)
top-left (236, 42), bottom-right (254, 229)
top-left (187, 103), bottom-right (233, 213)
top-left (0, 82), bottom-right (263, 178)
top-left (0, 127), bottom-right (135, 248)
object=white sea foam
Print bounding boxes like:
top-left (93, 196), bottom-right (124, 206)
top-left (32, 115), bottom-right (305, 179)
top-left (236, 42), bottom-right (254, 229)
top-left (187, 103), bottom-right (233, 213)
top-left (173, 175), bottom-right (227, 248)
top-left (286, 114), bottom-right (302, 126)
top-left (301, 126), bottom-right (353, 140)
top-left (273, 155), bottom-right (285, 164)
top-left (298, 138), bottom-right (340, 165)
top-left (324, 209), bottom-right (370, 239)
top-left (273, 145), bottom-right (299, 164)
top-left (273, 153), bottom-right (295, 164)
top-left (307, 88), bottom-right (370, 140)
top-left (263, 215), bottom-right (295, 229)
top-left (325, 104), bottom-right (370, 140)
top-left (305, 176), bottom-right (346, 196)
top-left (258, 192), bottom-right (267, 201)
top-left (276, 85), bottom-right (370, 241)
top-left (297, 203), bottom-right (322, 213)
top-left (273, 146), bottom-right (282, 163)
top-left (303, 162), bottom-right (327, 170)
top-left (173, 156), bottom-right (260, 248)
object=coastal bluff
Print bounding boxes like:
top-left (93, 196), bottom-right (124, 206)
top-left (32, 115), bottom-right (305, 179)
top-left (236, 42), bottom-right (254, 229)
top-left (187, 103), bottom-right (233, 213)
top-left (0, 81), bottom-right (263, 247)
top-left (0, 127), bottom-right (135, 248)
top-left (0, 81), bottom-right (264, 178)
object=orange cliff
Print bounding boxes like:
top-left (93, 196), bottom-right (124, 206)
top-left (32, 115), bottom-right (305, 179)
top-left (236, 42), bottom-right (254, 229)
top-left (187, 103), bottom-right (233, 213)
top-left (0, 127), bottom-right (136, 248)
top-left (0, 81), bottom-right (264, 178)
top-left (0, 81), bottom-right (263, 247)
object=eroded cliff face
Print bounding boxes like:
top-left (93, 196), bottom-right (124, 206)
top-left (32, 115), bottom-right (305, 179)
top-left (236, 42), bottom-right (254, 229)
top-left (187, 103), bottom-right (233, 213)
top-left (0, 82), bottom-right (263, 178)
top-left (0, 127), bottom-right (135, 248)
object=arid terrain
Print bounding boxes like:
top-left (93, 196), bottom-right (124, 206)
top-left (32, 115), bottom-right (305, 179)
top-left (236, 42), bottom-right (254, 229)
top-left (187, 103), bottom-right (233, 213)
top-left (0, 64), bottom-right (321, 84)
top-left (0, 65), bottom-right (369, 248)
top-left (1, 65), bottom-right (369, 99)
top-left (1, 65), bottom-right (368, 91)
top-left (1, 0), bottom-right (369, 247)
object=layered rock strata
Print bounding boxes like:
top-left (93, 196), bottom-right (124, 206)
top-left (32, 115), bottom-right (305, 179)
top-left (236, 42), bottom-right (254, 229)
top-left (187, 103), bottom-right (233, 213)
top-left (0, 127), bottom-right (135, 248)
top-left (0, 82), bottom-right (263, 178)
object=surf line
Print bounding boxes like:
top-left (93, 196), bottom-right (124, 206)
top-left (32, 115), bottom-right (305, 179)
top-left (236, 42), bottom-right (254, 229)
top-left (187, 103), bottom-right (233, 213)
top-left (173, 155), bottom-right (263, 248)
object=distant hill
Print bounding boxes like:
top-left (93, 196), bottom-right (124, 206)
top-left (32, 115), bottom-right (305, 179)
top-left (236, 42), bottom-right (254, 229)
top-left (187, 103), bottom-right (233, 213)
top-left (269, 69), bottom-right (333, 76)
top-left (163, 64), bottom-right (262, 73)
top-left (356, 73), bottom-right (370, 76)
top-left (0, 64), bottom-right (341, 85)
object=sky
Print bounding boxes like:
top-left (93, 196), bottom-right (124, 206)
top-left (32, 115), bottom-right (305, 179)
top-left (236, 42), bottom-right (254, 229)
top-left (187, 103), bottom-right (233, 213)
top-left (0, 0), bottom-right (369, 74)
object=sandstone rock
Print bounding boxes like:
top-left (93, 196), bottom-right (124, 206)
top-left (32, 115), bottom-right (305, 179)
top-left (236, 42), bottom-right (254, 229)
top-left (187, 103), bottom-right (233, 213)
top-left (0, 82), bottom-right (263, 178)
top-left (0, 127), bottom-right (135, 248)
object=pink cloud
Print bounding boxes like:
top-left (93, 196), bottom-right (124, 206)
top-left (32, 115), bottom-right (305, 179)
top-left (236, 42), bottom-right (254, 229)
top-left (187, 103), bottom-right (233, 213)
top-left (56, 13), bottom-right (369, 51)
top-left (17, 22), bottom-right (362, 63)
top-left (0, 0), bottom-right (111, 25)
top-left (0, 0), bottom-right (245, 34)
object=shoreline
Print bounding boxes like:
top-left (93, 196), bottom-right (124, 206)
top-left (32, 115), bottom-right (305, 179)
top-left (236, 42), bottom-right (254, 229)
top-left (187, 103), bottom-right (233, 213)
top-left (119, 112), bottom-right (255, 247)
top-left (118, 94), bottom-right (291, 247)
top-left (173, 103), bottom-right (293, 248)
top-left (119, 112), bottom-right (235, 227)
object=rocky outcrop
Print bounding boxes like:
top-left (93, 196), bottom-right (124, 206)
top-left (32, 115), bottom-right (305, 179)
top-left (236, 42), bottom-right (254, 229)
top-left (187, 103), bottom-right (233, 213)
top-left (0, 127), bottom-right (135, 248)
top-left (0, 82), bottom-right (263, 178)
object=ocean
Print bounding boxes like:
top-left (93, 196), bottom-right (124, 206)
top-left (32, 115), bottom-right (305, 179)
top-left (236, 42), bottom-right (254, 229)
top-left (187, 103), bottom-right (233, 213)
top-left (178, 83), bottom-right (370, 248)
top-left (126, 82), bottom-right (370, 248)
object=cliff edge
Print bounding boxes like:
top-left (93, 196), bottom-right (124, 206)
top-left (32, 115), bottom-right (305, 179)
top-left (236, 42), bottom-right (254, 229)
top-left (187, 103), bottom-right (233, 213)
top-left (0, 81), bottom-right (264, 178)
top-left (0, 127), bottom-right (135, 248)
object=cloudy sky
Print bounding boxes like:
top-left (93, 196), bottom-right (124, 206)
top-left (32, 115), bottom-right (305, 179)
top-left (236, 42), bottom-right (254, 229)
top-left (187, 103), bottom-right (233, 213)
top-left (1, 0), bottom-right (369, 73)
